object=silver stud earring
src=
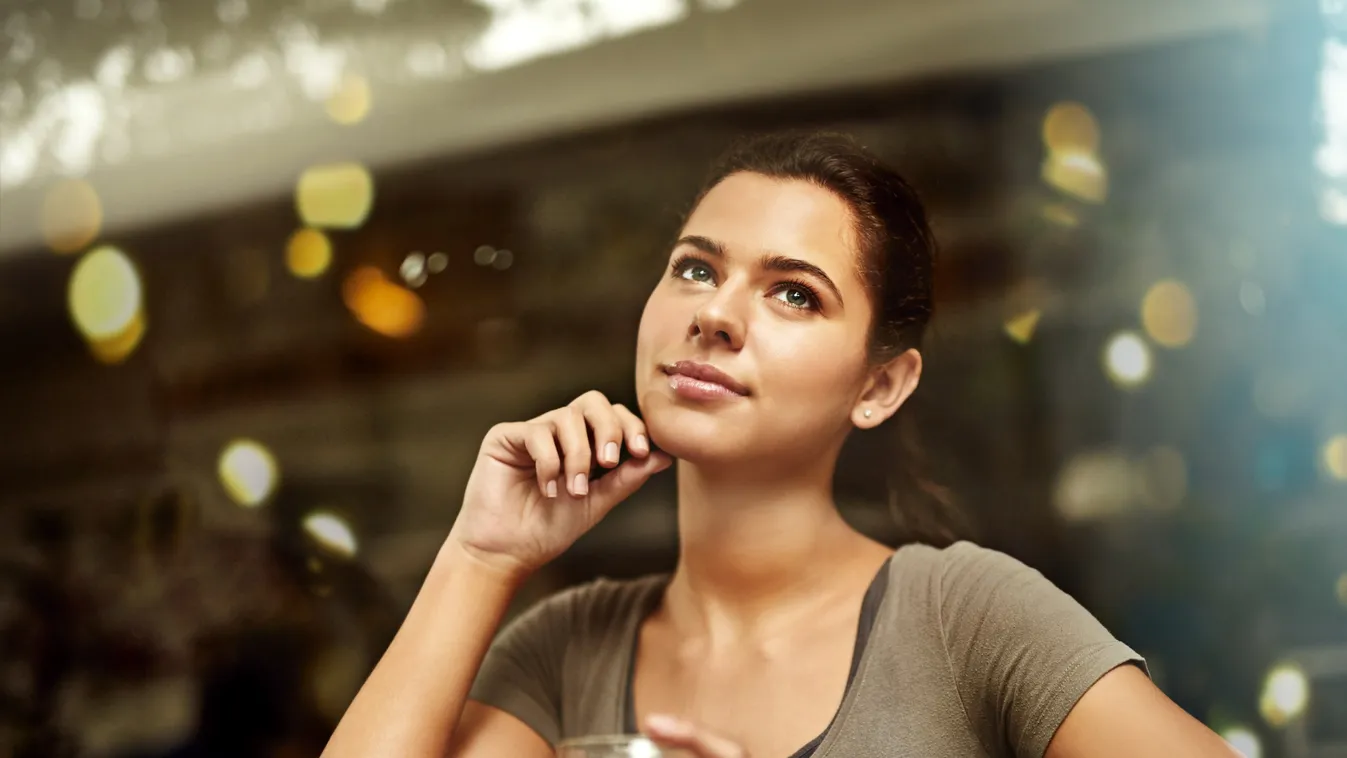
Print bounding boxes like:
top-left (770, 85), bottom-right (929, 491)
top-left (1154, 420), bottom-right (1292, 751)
top-left (863, 409), bottom-right (873, 419)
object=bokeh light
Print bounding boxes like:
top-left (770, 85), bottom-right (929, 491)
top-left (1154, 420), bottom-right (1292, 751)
top-left (1042, 150), bottom-right (1108, 203)
top-left (296, 163), bottom-right (375, 229)
top-left (68, 246), bottom-right (142, 340)
top-left (1003, 309), bottom-right (1041, 344)
top-left (1321, 434), bottom-right (1347, 480)
top-left (303, 511), bottom-right (358, 558)
top-left (1103, 331), bottom-right (1152, 389)
top-left (1259, 663), bottom-right (1309, 727)
top-left (1043, 101), bottom-right (1101, 154)
top-left (1220, 726), bottom-right (1261, 758)
top-left (324, 73), bottom-right (372, 125)
top-left (1335, 573), bottom-right (1347, 606)
top-left (1141, 279), bottom-right (1197, 348)
top-left (1039, 201), bottom-right (1080, 227)
top-left (1322, 186), bottom-right (1347, 225)
top-left (285, 228), bottom-right (333, 279)
top-left (1041, 102), bottom-right (1107, 203)
top-left (341, 266), bottom-right (426, 338)
top-left (400, 252), bottom-right (427, 287)
top-left (217, 439), bottom-right (279, 508)
top-left (1053, 450), bottom-right (1135, 521)
top-left (88, 310), bottom-right (146, 365)
top-left (42, 178), bottom-right (103, 253)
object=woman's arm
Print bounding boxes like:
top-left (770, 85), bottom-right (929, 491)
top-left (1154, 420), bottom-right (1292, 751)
top-left (1046, 665), bottom-right (1239, 758)
top-left (323, 394), bottom-right (667, 758)
top-left (320, 541), bottom-right (548, 758)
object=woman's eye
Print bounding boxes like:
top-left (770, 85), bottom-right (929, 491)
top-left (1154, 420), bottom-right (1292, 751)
top-left (680, 264), bottom-right (714, 283)
top-left (773, 286), bottom-right (817, 310)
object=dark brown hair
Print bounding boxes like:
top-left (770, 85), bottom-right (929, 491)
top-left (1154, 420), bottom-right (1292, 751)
top-left (693, 130), bottom-right (967, 547)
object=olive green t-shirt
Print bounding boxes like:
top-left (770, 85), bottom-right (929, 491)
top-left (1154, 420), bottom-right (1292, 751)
top-left (469, 541), bottom-right (1145, 757)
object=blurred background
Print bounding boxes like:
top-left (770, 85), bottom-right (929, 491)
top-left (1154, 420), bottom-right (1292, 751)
top-left (1, 0), bottom-right (1346, 755)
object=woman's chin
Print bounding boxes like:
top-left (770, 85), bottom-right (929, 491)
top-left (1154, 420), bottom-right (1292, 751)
top-left (642, 410), bottom-right (742, 464)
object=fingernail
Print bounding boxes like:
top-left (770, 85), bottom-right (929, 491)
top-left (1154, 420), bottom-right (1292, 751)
top-left (546, 480), bottom-right (557, 498)
top-left (646, 714), bottom-right (684, 734)
top-left (633, 434), bottom-right (648, 454)
top-left (604, 441), bottom-right (619, 464)
top-left (573, 473), bottom-right (588, 496)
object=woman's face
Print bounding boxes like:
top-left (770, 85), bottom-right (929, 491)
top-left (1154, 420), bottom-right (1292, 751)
top-left (634, 172), bottom-right (879, 465)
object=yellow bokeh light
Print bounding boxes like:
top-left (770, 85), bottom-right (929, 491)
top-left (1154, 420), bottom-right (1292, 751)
top-left (286, 228), bottom-right (333, 279)
top-left (325, 73), bottom-right (372, 125)
top-left (296, 163), bottom-right (375, 229)
top-left (1042, 150), bottom-right (1108, 204)
top-left (1314, 433), bottom-right (1347, 479)
top-left (218, 439), bottom-right (279, 508)
top-left (341, 266), bottom-right (426, 338)
top-left (1259, 663), bottom-right (1309, 727)
top-left (1334, 573), bottom-right (1347, 606)
top-left (88, 309), bottom-right (146, 364)
top-left (1040, 202), bottom-right (1079, 227)
top-left (1043, 101), bottom-right (1101, 154)
top-left (1103, 331), bottom-right (1152, 389)
top-left (1322, 435), bottom-right (1347, 480)
top-left (68, 246), bottom-right (142, 340)
top-left (1220, 726), bottom-right (1261, 758)
top-left (1004, 309), bottom-right (1041, 344)
top-left (1141, 279), bottom-right (1198, 348)
top-left (42, 179), bottom-right (103, 253)
top-left (303, 511), bottom-right (358, 558)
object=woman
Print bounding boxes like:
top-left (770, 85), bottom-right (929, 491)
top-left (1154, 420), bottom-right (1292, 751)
top-left (323, 132), bottom-right (1238, 757)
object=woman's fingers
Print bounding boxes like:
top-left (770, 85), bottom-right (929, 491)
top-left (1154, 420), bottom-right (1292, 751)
top-left (572, 391), bottom-right (625, 468)
top-left (530, 392), bottom-right (657, 500)
top-left (611, 402), bottom-right (651, 458)
top-left (518, 422), bottom-right (561, 498)
top-left (643, 715), bottom-right (749, 758)
top-left (552, 406), bottom-right (592, 497)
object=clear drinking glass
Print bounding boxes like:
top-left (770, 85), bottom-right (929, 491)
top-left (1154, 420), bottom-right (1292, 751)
top-left (556, 735), bottom-right (694, 757)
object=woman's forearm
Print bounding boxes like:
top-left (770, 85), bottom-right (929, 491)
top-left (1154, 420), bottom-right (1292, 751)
top-left (321, 539), bottom-right (523, 758)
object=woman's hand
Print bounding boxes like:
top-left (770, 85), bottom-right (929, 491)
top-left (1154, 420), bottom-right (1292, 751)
top-left (449, 391), bottom-right (672, 581)
top-left (644, 715), bottom-right (749, 758)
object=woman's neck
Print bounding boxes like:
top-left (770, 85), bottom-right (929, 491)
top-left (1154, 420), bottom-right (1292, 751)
top-left (662, 458), bottom-right (891, 642)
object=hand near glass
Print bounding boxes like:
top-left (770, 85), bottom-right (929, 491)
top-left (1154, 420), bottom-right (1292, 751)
top-left (558, 715), bottom-right (748, 758)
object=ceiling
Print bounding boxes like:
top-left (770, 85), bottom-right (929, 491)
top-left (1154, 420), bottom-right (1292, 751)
top-left (0, 0), bottom-right (1273, 255)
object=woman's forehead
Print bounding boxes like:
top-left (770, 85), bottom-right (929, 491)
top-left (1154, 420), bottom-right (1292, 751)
top-left (682, 173), bottom-right (862, 276)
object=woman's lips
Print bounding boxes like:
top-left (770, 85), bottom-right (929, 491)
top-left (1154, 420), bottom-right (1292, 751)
top-left (663, 361), bottom-right (749, 400)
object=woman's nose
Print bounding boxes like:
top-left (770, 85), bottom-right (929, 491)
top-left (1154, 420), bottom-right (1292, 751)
top-left (689, 288), bottom-right (747, 350)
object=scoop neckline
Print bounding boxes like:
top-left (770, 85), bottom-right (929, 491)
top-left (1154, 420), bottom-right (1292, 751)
top-left (618, 555), bottom-right (894, 758)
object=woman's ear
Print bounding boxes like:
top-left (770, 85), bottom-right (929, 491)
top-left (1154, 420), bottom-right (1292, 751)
top-left (852, 349), bottom-right (922, 429)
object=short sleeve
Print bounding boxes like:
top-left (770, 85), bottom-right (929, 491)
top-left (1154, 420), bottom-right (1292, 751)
top-left (467, 588), bottom-right (577, 746)
top-left (938, 542), bottom-right (1147, 758)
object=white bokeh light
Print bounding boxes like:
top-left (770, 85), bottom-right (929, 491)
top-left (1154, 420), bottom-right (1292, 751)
top-left (1103, 331), bottom-right (1153, 389)
top-left (218, 439), bottom-right (280, 507)
top-left (303, 511), bottom-right (359, 558)
top-left (1220, 726), bottom-right (1261, 758)
top-left (1259, 663), bottom-right (1310, 726)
